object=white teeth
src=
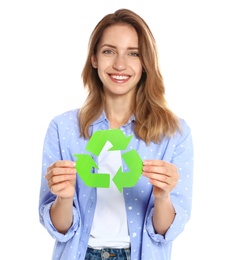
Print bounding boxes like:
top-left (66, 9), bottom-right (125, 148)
top-left (111, 75), bottom-right (129, 80)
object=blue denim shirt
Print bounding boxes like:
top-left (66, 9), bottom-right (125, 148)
top-left (39, 109), bottom-right (194, 260)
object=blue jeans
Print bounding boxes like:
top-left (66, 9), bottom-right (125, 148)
top-left (85, 247), bottom-right (131, 260)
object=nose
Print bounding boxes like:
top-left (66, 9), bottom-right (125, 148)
top-left (113, 55), bottom-right (126, 71)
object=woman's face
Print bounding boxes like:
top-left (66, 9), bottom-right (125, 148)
top-left (92, 24), bottom-right (143, 98)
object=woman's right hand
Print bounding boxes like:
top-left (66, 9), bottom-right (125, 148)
top-left (46, 160), bottom-right (77, 199)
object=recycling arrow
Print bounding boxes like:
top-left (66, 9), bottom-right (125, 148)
top-left (73, 154), bottom-right (110, 188)
top-left (113, 150), bottom-right (142, 192)
top-left (85, 129), bottom-right (132, 156)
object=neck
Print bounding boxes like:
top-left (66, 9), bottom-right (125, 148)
top-left (104, 95), bottom-right (134, 128)
top-left (105, 107), bottom-right (132, 129)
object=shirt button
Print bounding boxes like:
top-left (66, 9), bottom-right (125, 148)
top-left (102, 251), bottom-right (110, 258)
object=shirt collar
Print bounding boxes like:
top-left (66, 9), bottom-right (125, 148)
top-left (91, 111), bottom-right (136, 126)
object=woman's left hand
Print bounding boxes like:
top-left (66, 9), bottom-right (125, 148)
top-left (142, 160), bottom-right (179, 199)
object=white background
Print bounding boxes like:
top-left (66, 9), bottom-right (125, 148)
top-left (1, 0), bottom-right (233, 259)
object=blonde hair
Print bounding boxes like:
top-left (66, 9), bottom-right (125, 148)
top-left (79, 8), bottom-right (181, 144)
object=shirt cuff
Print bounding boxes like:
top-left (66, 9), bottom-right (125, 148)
top-left (41, 202), bottom-right (80, 243)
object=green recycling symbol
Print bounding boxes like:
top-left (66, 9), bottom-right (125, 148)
top-left (73, 129), bottom-right (142, 192)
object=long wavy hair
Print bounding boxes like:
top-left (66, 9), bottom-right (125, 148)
top-left (79, 8), bottom-right (181, 144)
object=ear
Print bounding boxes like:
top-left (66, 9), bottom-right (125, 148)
top-left (91, 55), bottom-right (98, 68)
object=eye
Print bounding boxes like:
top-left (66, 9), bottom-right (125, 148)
top-left (129, 51), bottom-right (139, 57)
top-left (102, 49), bottom-right (114, 55)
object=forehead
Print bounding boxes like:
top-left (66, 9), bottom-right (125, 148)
top-left (99, 24), bottom-right (138, 47)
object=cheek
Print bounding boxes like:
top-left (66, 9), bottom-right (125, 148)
top-left (132, 60), bottom-right (143, 72)
top-left (134, 64), bottom-right (143, 78)
top-left (97, 59), bottom-right (112, 72)
top-left (96, 64), bottom-right (109, 83)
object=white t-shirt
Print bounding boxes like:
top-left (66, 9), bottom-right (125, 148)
top-left (88, 141), bottom-right (130, 249)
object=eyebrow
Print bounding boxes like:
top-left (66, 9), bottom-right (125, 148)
top-left (100, 44), bottom-right (139, 50)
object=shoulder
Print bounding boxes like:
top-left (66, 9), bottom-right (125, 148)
top-left (47, 108), bottom-right (80, 132)
top-left (179, 117), bottom-right (192, 132)
top-left (176, 117), bottom-right (193, 145)
top-left (52, 108), bottom-right (79, 122)
top-left (53, 108), bottom-right (79, 120)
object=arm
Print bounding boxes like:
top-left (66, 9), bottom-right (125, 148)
top-left (143, 160), bottom-right (179, 235)
top-left (143, 121), bottom-right (194, 237)
top-left (46, 160), bottom-right (77, 234)
top-left (143, 120), bottom-right (194, 242)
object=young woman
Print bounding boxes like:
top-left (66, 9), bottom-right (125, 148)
top-left (39, 8), bottom-right (194, 260)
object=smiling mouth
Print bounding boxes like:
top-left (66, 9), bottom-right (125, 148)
top-left (110, 74), bottom-right (130, 82)
top-left (111, 75), bottom-right (129, 80)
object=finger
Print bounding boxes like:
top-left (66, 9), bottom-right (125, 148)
top-left (46, 161), bottom-right (76, 181)
top-left (50, 166), bottom-right (76, 176)
top-left (50, 172), bottom-right (76, 185)
top-left (48, 160), bottom-right (76, 170)
top-left (50, 180), bottom-right (72, 194)
top-left (46, 169), bottom-right (75, 183)
top-left (143, 171), bottom-right (171, 184)
top-left (143, 165), bottom-right (167, 175)
top-left (143, 160), bottom-right (165, 166)
top-left (150, 179), bottom-right (170, 191)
